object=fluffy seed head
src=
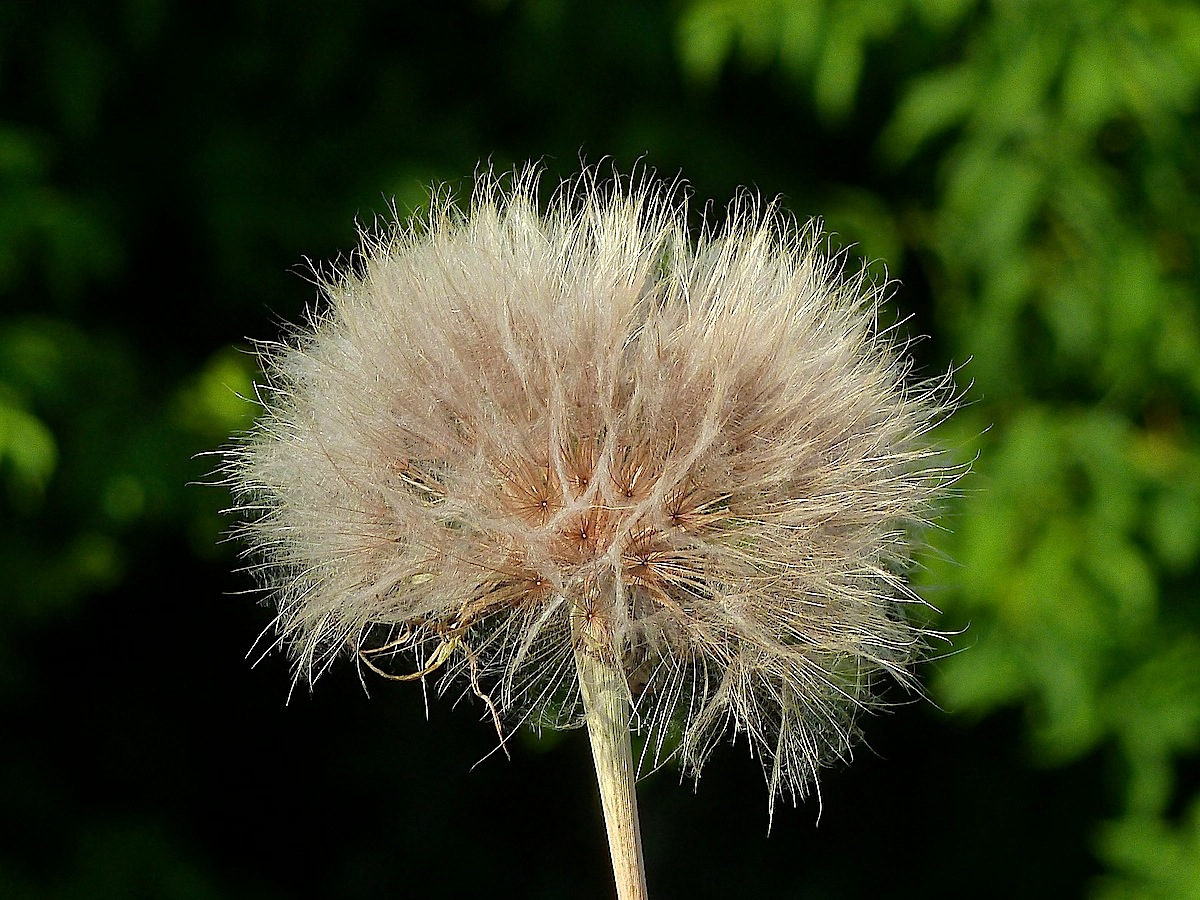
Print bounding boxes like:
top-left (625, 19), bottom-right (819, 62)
top-left (227, 166), bottom-right (959, 809)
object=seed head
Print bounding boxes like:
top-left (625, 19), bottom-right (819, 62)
top-left (228, 166), bottom-right (959, 810)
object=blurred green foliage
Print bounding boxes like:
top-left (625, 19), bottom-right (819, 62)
top-left (3, 0), bottom-right (1199, 897)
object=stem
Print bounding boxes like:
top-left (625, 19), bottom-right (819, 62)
top-left (573, 626), bottom-right (649, 900)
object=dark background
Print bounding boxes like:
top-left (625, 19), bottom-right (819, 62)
top-left (3, 1), bottom-right (1199, 897)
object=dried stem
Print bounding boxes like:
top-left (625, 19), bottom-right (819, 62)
top-left (573, 618), bottom-right (649, 900)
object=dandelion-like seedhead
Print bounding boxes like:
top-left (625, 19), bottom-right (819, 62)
top-left (228, 166), bottom-right (959, 810)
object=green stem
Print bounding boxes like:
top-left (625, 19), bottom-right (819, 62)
top-left (573, 624), bottom-right (649, 900)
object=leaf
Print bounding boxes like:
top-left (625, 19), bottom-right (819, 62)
top-left (880, 65), bottom-right (980, 163)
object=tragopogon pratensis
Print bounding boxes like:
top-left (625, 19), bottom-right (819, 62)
top-left (225, 166), bottom-right (963, 900)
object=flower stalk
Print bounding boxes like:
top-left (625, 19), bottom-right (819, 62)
top-left (572, 611), bottom-right (648, 900)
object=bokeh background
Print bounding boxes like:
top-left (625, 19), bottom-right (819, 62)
top-left (3, 1), bottom-right (1200, 897)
